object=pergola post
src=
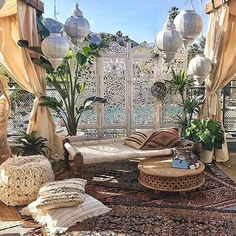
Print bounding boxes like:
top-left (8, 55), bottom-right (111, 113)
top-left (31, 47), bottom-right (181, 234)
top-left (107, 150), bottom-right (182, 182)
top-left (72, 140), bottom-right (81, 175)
top-left (20, 0), bottom-right (44, 13)
top-left (205, 0), bottom-right (231, 14)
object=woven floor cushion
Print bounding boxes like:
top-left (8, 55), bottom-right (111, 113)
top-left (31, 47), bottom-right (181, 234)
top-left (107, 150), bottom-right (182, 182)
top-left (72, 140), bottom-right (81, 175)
top-left (36, 178), bottom-right (87, 210)
top-left (0, 155), bottom-right (55, 206)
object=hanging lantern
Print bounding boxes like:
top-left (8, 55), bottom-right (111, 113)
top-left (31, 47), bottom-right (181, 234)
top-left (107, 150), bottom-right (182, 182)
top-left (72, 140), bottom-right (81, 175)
top-left (174, 10), bottom-right (202, 49)
top-left (64, 3), bottom-right (90, 46)
top-left (188, 55), bottom-right (213, 85)
top-left (151, 81), bottom-right (167, 100)
top-left (155, 15), bottom-right (183, 63)
top-left (41, 33), bottom-right (70, 69)
top-left (0, 0), bottom-right (5, 9)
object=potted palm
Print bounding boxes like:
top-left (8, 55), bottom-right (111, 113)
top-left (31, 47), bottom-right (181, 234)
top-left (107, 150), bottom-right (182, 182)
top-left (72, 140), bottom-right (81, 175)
top-left (18, 39), bottom-right (108, 138)
top-left (165, 68), bottom-right (202, 135)
top-left (17, 131), bottom-right (50, 156)
top-left (184, 118), bottom-right (225, 163)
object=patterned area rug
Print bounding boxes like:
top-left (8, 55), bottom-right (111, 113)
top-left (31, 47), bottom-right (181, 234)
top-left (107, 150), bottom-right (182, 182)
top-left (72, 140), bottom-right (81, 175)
top-left (67, 206), bottom-right (236, 236)
top-left (59, 160), bottom-right (236, 211)
top-left (55, 160), bottom-right (236, 235)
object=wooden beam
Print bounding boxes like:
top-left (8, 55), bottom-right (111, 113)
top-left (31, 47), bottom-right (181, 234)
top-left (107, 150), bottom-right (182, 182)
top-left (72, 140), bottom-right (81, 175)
top-left (205, 0), bottom-right (231, 14)
top-left (21, 0), bottom-right (44, 13)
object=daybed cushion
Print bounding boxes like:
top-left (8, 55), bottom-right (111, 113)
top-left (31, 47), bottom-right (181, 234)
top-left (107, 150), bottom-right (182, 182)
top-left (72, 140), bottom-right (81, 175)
top-left (22, 194), bottom-right (111, 234)
top-left (141, 128), bottom-right (181, 150)
top-left (35, 178), bottom-right (87, 210)
top-left (69, 139), bottom-right (173, 164)
top-left (125, 130), bottom-right (152, 149)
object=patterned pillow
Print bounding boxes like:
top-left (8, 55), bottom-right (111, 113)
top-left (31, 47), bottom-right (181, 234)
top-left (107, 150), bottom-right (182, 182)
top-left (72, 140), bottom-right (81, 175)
top-left (35, 178), bottom-right (87, 210)
top-left (23, 194), bottom-right (111, 234)
top-left (125, 130), bottom-right (153, 149)
top-left (141, 128), bottom-right (181, 150)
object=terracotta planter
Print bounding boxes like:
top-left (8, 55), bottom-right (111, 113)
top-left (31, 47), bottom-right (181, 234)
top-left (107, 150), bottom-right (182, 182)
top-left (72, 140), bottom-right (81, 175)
top-left (199, 149), bottom-right (213, 164)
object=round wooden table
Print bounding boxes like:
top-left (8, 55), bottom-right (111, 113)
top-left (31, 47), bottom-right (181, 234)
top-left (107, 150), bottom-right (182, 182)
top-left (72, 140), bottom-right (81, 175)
top-left (138, 157), bottom-right (205, 193)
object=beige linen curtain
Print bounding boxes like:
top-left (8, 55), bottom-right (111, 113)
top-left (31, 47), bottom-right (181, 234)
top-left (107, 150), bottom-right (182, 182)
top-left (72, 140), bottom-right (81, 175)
top-left (0, 0), bottom-right (63, 159)
top-left (200, 3), bottom-right (236, 162)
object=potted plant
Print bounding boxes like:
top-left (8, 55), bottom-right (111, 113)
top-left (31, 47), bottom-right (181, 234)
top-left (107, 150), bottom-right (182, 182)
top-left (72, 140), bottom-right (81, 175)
top-left (18, 39), bottom-right (108, 138)
top-left (17, 131), bottom-right (50, 156)
top-left (39, 42), bottom-right (107, 137)
top-left (184, 118), bottom-right (225, 163)
top-left (165, 68), bottom-right (202, 135)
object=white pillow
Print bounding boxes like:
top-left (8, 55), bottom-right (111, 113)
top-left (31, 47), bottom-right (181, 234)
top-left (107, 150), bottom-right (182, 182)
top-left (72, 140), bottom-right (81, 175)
top-left (21, 194), bottom-right (111, 234)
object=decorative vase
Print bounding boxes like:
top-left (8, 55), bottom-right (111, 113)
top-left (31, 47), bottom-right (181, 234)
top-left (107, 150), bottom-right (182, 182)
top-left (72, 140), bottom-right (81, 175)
top-left (199, 149), bottom-right (213, 163)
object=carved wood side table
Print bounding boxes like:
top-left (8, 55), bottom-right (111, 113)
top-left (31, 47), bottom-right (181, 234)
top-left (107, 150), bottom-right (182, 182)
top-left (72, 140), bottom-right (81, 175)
top-left (138, 157), bottom-right (205, 193)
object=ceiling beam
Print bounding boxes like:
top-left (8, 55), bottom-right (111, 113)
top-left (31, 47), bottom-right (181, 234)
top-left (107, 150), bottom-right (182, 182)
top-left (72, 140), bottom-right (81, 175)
top-left (21, 0), bottom-right (44, 13)
top-left (205, 0), bottom-right (231, 14)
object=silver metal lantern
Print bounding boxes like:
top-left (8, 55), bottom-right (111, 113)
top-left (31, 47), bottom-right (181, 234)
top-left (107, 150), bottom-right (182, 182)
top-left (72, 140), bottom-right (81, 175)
top-left (174, 10), bottom-right (202, 49)
top-left (64, 3), bottom-right (90, 46)
top-left (155, 16), bottom-right (183, 63)
top-left (0, 0), bottom-right (6, 9)
top-left (188, 55), bottom-right (213, 85)
top-left (41, 33), bottom-right (70, 69)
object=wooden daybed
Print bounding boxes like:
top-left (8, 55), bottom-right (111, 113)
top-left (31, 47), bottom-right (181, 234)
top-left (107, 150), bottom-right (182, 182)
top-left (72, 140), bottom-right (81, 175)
top-left (63, 138), bottom-right (174, 175)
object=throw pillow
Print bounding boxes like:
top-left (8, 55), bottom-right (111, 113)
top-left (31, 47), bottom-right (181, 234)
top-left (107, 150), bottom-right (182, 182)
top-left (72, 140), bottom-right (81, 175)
top-left (35, 178), bottom-right (87, 210)
top-left (141, 128), bottom-right (181, 150)
top-left (22, 194), bottom-right (111, 234)
top-left (125, 130), bottom-right (153, 149)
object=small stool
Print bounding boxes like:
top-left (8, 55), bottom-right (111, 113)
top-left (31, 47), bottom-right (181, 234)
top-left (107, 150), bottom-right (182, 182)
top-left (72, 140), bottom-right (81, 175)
top-left (0, 155), bottom-right (55, 206)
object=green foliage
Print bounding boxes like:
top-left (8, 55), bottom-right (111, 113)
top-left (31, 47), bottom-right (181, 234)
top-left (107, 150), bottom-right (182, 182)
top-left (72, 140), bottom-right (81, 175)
top-left (17, 39), bottom-right (53, 74)
top-left (184, 119), bottom-right (225, 151)
top-left (188, 37), bottom-right (206, 62)
top-left (17, 131), bottom-right (50, 156)
top-left (17, 35), bottom-right (108, 136)
top-left (0, 65), bottom-right (13, 81)
top-left (165, 69), bottom-right (192, 96)
top-left (38, 41), bottom-right (108, 136)
top-left (168, 6), bottom-right (180, 21)
top-left (18, 40), bottom-right (43, 54)
top-left (36, 16), bottom-right (50, 39)
top-left (165, 68), bottom-right (202, 134)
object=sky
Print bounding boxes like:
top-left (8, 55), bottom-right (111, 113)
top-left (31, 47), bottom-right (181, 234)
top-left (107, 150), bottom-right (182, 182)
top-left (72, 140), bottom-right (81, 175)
top-left (43, 0), bottom-right (209, 43)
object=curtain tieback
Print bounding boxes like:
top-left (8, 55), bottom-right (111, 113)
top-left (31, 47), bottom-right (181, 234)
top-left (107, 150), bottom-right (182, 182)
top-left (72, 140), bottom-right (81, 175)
top-left (205, 90), bottom-right (220, 117)
top-left (33, 96), bottom-right (45, 106)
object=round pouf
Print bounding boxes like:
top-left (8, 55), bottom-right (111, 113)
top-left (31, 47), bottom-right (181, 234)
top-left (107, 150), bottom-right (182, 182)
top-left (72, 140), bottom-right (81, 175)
top-left (0, 155), bottom-right (55, 206)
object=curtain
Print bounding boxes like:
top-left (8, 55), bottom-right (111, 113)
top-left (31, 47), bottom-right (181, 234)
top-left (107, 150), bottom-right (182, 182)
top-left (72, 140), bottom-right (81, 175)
top-left (0, 0), bottom-right (63, 159)
top-left (200, 3), bottom-right (236, 162)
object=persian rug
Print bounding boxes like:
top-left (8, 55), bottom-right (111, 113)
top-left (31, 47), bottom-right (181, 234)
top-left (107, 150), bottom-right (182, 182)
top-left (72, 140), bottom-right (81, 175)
top-left (69, 160), bottom-right (236, 211)
top-left (53, 160), bottom-right (236, 236)
top-left (66, 206), bottom-right (236, 236)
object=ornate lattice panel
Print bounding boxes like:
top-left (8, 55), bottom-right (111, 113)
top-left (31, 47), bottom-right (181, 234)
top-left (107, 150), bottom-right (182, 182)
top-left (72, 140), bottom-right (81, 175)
top-left (102, 57), bottom-right (127, 126)
top-left (158, 48), bottom-right (188, 127)
top-left (131, 44), bottom-right (156, 128)
top-left (8, 42), bottom-right (188, 139)
top-left (77, 63), bottom-right (97, 126)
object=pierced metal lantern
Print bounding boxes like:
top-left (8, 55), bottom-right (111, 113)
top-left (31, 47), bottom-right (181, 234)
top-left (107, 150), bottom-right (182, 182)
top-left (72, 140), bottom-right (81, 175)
top-left (174, 10), bottom-right (202, 49)
top-left (188, 55), bottom-right (213, 85)
top-left (64, 3), bottom-right (90, 46)
top-left (0, 0), bottom-right (5, 9)
top-left (155, 16), bottom-right (183, 63)
top-left (151, 81), bottom-right (167, 100)
top-left (41, 33), bottom-right (70, 69)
